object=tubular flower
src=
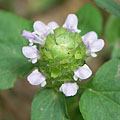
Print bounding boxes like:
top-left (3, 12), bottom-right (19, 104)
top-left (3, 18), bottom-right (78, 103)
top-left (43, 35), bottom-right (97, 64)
top-left (22, 14), bottom-right (104, 96)
top-left (63, 14), bottom-right (81, 33)
top-left (22, 21), bottom-right (59, 46)
top-left (73, 64), bottom-right (92, 81)
top-left (27, 69), bottom-right (46, 87)
top-left (82, 31), bottom-right (104, 57)
top-left (22, 45), bottom-right (40, 64)
top-left (59, 82), bottom-right (79, 97)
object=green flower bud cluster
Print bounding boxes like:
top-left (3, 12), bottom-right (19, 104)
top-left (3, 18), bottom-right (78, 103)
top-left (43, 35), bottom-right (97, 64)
top-left (38, 28), bottom-right (86, 85)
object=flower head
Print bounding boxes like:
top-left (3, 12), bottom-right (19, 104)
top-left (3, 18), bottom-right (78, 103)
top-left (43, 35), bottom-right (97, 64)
top-left (27, 69), bottom-right (46, 87)
top-left (59, 82), bottom-right (79, 96)
top-left (21, 14), bottom-right (104, 97)
top-left (40, 27), bottom-right (86, 80)
top-left (22, 45), bottom-right (40, 64)
top-left (82, 31), bottom-right (104, 57)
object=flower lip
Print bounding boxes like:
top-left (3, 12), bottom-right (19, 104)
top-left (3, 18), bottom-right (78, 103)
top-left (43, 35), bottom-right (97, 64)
top-left (74, 64), bottom-right (92, 80)
top-left (82, 31), bottom-right (104, 57)
top-left (59, 82), bottom-right (79, 97)
top-left (27, 69), bottom-right (46, 86)
top-left (22, 45), bottom-right (40, 64)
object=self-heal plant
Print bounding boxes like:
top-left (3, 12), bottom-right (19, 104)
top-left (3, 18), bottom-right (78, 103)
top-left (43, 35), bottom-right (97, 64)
top-left (22, 14), bottom-right (104, 96)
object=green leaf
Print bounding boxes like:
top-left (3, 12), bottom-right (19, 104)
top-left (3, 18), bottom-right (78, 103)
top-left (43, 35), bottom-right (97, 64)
top-left (79, 59), bottom-right (120, 120)
top-left (31, 89), bottom-right (69, 120)
top-left (94, 0), bottom-right (120, 18)
top-left (105, 15), bottom-right (120, 59)
top-left (76, 3), bottom-right (103, 37)
top-left (0, 10), bottom-right (34, 89)
top-left (66, 89), bottom-right (84, 120)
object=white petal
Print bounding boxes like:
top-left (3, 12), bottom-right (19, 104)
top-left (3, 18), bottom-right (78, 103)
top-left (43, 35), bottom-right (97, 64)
top-left (74, 64), bottom-right (92, 80)
top-left (29, 40), bottom-right (33, 46)
top-left (22, 46), bottom-right (38, 59)
top-left (33, 21), bottom-right (49, 35)
top-left (75, 29), bottom-right (81, 33)
top-left (27, 69), bottom-right (46, 85)
top-left (63, 14), bottom-right (79, 33)
top-left (59, 82), bottom-right (79, 97)
top-left (91, 53), bottom-right (97, 57)
top-left (90, 39), bottom-right (104, 52)
top-left (73, 75), bottom-right (78, 81)
top-left (59, 86), bottom-right (62, 92)
top-left (41, 81), bottom-right (47, 87)
top-left (82, 31), bottom-right (98, 45)
top-left (48, 21), bottom-right (59, 30)
top-left (32, 32), bottom-right (46, 46)
top-left (31, 58), bottom-right (37, 64)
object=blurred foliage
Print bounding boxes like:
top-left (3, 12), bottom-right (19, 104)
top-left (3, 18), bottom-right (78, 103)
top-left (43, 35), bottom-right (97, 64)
top-left (76, 4), bottom-right (103, 37)
top-left (94, 0), bottom-right (120, 18)
top-left (0, 10), bottom-right (34, 89)
top-left (105, 15), bottom-right (120, 59)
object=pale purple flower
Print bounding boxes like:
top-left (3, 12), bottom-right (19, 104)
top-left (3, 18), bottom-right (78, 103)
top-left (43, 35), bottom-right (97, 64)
top-left (22, 21), bottom-right (59, 46)
top-left (59, 82), bottom-right (79, 97)
top-left (27, 69), bottom-right (46, 87)
top-left (48, 21), bottom-right (59, 34)
top-left (73, 64), bottom-right (92, 81)
top-left (22, 45), bottom-right (40, 64)
top-left (82, 31), bottom-right (104, 57)
top-left (63, 14), bottom-right (81, 33)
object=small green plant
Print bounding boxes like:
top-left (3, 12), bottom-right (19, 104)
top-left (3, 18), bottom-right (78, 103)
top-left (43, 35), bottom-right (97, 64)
top-left (0, 2), bottom-right (120, 120)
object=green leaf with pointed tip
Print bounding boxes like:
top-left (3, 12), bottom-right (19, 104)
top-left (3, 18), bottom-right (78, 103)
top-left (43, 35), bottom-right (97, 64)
top-left (79, 59), bottom-right (120, 120)
top-left (105, 15), bottom-right (120, 59)
top-left (31, 89), bottom-right (69, 120)
top-left (0, 10), bottom-right (34, 89)
top-left (94, 0), bottom-right (120, 18)
top-left (76, 3), bottom-right (103, 37)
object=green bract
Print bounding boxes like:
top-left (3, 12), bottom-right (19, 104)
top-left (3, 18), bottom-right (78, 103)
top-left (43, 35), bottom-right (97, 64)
top-left (38, 27), bottom-right (86, 85)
